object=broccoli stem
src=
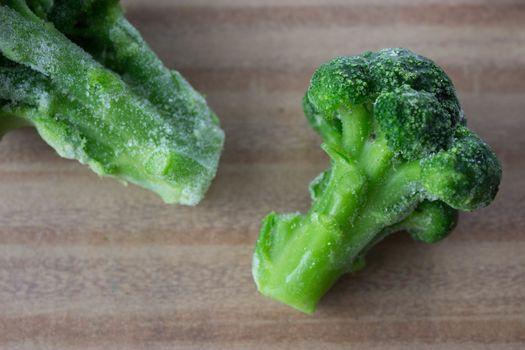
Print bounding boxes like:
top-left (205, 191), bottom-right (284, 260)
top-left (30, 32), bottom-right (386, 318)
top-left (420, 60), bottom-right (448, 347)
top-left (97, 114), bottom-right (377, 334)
top-left (303, 95), bottom-right (342, 148)
top-left (358, 133), bottom-right (393, 179)
top-left (0, 2), bottom-right (224, 204)
top-left (310, 145), bottom-right (367, 224)
top-left (342, 161), bottom-right (421, 263)
top-left (0, 65), bottom-right (138, 171)
top-left (253, 108), bottom-right (424, 313)
top-left (339, 104), bottom-right (371, 156)
top-left (46, 2), bottom-right (220, 128)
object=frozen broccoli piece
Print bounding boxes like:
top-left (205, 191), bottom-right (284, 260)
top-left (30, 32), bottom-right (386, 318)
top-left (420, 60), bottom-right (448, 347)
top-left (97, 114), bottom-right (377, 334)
top-left (0, 0), bottom-right (224, 205)
top-left (253, 48), bottom-right (501, 313)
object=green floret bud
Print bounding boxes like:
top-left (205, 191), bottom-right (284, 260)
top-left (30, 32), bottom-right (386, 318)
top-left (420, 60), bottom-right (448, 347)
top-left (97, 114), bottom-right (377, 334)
top-left (306, 55), bottom-right (371, 120)
top-left (401, 200), bottom-right (458, 243)
top-left (421, 126), bottom-right (502, 211)
top-left (374, 85), bottom-right (456, 160)
top-left (369, 48), bottom-right (461, 125)
top-left (303, 48), bottom-right (462, 156)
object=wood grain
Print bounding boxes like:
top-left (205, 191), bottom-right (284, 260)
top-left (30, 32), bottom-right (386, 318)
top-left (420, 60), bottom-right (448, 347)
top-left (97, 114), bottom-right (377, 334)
top-left (1, 0), bottom-right (524, 349)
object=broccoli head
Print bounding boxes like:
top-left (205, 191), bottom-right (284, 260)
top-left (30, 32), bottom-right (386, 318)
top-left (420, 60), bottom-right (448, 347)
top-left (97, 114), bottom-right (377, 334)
top-left (253, 48), bottom-right (501, 313)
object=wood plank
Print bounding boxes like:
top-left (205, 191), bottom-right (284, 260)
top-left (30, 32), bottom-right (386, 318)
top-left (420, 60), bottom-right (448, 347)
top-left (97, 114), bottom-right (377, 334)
top-left (1, 0), bottom-right (524, 349)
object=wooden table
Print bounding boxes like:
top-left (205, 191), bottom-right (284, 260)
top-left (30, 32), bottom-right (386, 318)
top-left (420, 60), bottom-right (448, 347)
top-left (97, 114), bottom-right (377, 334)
top-left (1, 0), bottom-right (524, 349)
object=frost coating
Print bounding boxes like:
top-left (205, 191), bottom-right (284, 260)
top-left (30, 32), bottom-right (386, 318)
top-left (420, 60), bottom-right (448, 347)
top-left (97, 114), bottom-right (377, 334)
top-left (0, 0), bottom-right (224, 205)
top-left (252, 48), bottom-right (501, 313)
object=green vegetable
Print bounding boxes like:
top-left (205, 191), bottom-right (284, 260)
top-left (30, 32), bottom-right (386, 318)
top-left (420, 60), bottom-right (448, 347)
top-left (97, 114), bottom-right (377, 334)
top-left (0, 0), bottom-right (224, 205)
top-left (252, 48), bottom-right (501, 313)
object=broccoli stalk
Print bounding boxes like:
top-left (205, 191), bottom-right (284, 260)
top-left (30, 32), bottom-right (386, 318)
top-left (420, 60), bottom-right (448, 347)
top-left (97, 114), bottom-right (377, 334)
top-left (252, 48), bottom-right (501, 313)
top-left (0, 0), bottom-right (224, 205)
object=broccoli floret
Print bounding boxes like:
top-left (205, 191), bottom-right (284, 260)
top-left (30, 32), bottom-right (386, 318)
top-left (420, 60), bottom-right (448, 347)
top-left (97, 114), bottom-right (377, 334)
top-left (0, 0), bottom-right (224, 205)
top-left (252, 48), bottom-right (501, 313)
